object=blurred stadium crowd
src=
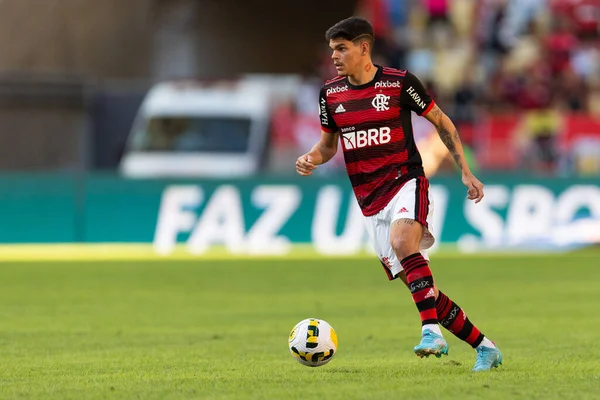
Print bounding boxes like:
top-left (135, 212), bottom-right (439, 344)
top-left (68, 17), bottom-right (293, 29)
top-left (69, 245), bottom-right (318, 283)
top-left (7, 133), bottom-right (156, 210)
top-left (273, 0), bottom-right (600, 176)
top-left (0, 0), bottom-right (598, 178)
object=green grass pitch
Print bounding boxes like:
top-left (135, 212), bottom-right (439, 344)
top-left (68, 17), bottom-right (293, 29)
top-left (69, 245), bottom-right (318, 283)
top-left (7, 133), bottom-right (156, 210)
top-left (1, 249), bottom-right (599, 399)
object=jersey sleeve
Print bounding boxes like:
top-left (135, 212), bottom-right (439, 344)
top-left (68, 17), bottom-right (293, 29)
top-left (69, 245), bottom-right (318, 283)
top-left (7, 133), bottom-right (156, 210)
top-left (319, 87), bottom-right (339, 133)
top-left (400, 72), bottom-right (435, 116)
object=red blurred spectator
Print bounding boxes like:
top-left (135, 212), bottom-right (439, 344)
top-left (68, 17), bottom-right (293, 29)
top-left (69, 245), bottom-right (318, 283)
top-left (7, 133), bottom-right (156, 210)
top-left (423, 0), bottom-right (449, 26)
top-left (551, 0), bottom-right (600, 39)
top-left (516, 65), bottom-right (553, 110)
top-left (356, 0), bottom-right (390, 38)
top-left (545, 16), bottom-right (579, 75)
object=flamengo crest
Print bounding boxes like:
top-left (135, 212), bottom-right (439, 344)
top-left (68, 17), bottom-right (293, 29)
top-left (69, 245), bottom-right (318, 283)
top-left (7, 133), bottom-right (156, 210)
top-left (372, 94), bottom-right (390, 111)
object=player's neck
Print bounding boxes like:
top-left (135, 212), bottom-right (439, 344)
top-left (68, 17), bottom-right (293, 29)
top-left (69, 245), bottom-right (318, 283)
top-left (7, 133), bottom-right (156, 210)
top-left (347, 62), bottom-right (377, 86)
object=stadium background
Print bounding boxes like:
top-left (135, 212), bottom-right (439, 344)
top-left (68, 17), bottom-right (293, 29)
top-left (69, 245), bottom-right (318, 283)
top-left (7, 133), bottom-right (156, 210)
top-left (0, 0), bottom-right (598, 255)
top-left (0, 1), bottom-right (599, 399)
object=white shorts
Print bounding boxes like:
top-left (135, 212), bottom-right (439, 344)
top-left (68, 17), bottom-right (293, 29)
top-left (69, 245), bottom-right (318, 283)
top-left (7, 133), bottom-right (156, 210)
top-left (364, 176), bottom-right (436, 281)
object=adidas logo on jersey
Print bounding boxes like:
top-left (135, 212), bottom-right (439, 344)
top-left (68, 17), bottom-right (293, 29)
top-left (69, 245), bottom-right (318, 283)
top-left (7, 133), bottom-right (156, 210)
top-left (335, 104), bottom-right (346, 113)
top-left (424, 288), bottom-right (436, 299)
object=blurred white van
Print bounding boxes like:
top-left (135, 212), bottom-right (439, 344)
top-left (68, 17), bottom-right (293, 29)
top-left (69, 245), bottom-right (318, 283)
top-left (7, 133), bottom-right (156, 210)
top-left (120, 75), bottom-right (299, 178)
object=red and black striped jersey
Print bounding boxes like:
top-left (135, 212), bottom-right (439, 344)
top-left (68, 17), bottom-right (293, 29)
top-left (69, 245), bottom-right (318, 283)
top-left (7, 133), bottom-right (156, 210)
top-left (319, 66), bottom-right (435, 216)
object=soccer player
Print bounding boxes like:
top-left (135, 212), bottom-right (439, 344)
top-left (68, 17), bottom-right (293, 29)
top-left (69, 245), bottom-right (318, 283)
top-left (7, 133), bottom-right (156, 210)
top-left (295, 17), bottom-right (502, 372)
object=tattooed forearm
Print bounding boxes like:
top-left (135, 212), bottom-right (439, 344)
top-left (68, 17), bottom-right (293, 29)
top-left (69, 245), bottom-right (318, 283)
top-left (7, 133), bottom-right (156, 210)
top-left (430, 109), bottom-right (443, 119)
top-left (425, 105), bottom-right (467, 172)
top-left (436, 124), bottom-right (463, 171)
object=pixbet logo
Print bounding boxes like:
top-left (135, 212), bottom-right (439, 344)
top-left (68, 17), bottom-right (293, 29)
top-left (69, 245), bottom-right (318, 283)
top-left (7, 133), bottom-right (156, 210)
top-left (326, 85), bottom-right (348, 96)
top-left (374, 81), bottom-right (401, 89)
top-left (342, 127), bottom-right (391, 150)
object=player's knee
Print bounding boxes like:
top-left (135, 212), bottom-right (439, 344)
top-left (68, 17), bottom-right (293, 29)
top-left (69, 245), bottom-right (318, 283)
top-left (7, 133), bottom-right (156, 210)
top-left (390, 235), bottom-right (418, 259)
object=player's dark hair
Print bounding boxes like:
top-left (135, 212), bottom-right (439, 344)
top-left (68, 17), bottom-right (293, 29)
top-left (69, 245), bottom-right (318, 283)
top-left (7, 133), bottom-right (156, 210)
top-left (325, 17), bottom-right (375, 49)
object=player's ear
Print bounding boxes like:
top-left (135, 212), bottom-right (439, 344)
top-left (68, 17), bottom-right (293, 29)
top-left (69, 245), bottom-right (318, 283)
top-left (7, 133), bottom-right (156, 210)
top-left (362, 39), bottom-right (373, 56)
top-left (361, 42), bottom-right (369, 56)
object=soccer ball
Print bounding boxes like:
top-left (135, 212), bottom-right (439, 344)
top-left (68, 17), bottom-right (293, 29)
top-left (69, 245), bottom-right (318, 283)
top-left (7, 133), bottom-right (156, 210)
top-left (288, 318), bottom-right (338, 367)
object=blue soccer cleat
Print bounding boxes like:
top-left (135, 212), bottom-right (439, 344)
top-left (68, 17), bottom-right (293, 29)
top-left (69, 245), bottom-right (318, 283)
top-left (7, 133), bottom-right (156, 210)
top-left (414, 329), bottom-right (449, 358)
top-left (472, 346), bottom-right (503, 372)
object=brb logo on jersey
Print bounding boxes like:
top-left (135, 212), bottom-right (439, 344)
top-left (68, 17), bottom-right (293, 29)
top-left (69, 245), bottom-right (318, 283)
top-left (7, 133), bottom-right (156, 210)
top-left (372, 94), bottom-right (390, 111)
top-left (342, 127), bottom-right (391, 150)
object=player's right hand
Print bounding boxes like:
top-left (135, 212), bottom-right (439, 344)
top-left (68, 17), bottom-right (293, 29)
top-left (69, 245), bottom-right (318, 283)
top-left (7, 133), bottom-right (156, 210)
top-left (296, 154), bottom-right (317, 176)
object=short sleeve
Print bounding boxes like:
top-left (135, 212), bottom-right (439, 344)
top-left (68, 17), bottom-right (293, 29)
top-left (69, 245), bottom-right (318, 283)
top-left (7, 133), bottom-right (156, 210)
top-left (400, 72), bottom-right (435, 116)
top-left (319, 87), bottom-right (339, 133)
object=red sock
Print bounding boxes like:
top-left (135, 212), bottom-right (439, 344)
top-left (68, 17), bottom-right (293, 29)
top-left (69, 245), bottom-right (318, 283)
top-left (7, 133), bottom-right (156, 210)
top-left (401, 253), bottom-right (437, 325)
top-left (436, 291), bottom-right (484, 348)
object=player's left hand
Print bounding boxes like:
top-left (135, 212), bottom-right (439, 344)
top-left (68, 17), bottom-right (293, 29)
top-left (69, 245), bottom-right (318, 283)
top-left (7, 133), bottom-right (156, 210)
top-left (462, 173), bottom-right (484, 203)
